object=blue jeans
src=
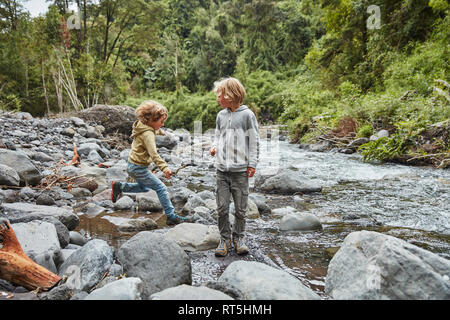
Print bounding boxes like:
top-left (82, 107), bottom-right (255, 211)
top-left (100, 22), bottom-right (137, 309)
top-left (122, 162), bottom-right (175, 217)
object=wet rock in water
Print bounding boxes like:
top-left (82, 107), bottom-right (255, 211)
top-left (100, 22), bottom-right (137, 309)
top-left (166, 223), bottom-right (220, 251)
top-left (254, 170), bottom-right (322, 195)
top-left (218, 261), bottom-right (321, 300)
top-left (118, 218), bottom-right (158, 232)
top-left (84, 277), bottom-right (143, 300)
top-left (271, 206), bottom-right (297, 218)
top-left (325, 230), bottom-right (450, 300)
top-left (116, 231), bottom-right (191, 299)
top-left (279, 212), bottom-right (322, 231)
top-left (58, 239), bottom-right (114, 292)
top-left (150, 284), bottom-right (233, 300)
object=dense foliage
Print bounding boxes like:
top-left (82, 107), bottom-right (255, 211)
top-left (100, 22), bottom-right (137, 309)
top-left (0, 0), bottom-right (448, 164)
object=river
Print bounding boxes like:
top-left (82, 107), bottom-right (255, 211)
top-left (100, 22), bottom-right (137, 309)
top-left (76, 135), bottom-right (450, 298)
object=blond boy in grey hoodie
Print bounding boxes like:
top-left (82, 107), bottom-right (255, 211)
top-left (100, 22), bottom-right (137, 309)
top-left (210, 77), bottom-right (260, 257)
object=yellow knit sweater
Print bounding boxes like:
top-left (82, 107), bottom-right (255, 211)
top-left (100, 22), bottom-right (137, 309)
top-left (128, 120), bottom-right (169, 172)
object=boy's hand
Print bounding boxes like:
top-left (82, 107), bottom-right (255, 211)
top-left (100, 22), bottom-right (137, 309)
top-left (247, 167), bottom-right (256, 178)
top-left (210, 147), bottom-right (217, 156)
top-left (164, 169), bottom-right (173, 179)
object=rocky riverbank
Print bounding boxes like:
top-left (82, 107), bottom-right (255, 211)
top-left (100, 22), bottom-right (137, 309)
top-left (0, 107), bottom-right (449, 300)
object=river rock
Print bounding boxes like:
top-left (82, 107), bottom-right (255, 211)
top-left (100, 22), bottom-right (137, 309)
top-left (11, 220), bottom-right (61, 256)
top-left (118, 218), bottom-right (158, 232)
top-left (254, 170), bottom-right (322, 195)
top-left (370, 129), bottom-right (390, 141)
top-left (271, 206), bottom-right (297, 218)
top-left (113, 195), bottom-right (134, 210)
top-left (150, 284), bottom-right (233, 300)
top-left (136, 190), bottom-right (163, 212)
top-left (249, 194), bottom-right (271, 215)
top-left (69, 231), bottom-right (88, 246)
top-left (325, 230), bottom-right (450, 300)
top-left (166, 223), bottom-right (220, 251)
top-left (78, 105), bottom-right (137, 136)
top-left (84, 277), bottom-right (143, 300)
top-left (117, 231), bottom-right (191, 299)
top-left (58, 239), bottom-right (114, 292)
top-left (218, 261), bottom-right (321, 300)
top-left (182, 195), bottom-right (207, 215)
top-left (0, 149), bottom-right (42, 186)
top-left (1, 203), bottom-right (80, 231)
top-left (0, 163), bottom-right (20, 187)
top-left (279, 212), bottom-right (322, 231)
top-left (156, 131), bottom-right (179, 150)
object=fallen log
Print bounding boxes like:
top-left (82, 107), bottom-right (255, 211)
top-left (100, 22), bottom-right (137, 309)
top-left (0, 218), bottom-right (61, 291)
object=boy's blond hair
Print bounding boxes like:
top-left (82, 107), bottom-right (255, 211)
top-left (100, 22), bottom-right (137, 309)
top-left (136, 100), bottom-right (168, 123)
top-left (213, 77), bottom-right (246, 105)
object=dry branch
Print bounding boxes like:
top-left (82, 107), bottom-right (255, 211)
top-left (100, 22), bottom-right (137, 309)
top-left (0, 219), bottom-right (61, 291)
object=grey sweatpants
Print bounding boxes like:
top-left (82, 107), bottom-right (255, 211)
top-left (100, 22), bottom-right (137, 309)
top-left (216, 170), bottom-right (249, 240)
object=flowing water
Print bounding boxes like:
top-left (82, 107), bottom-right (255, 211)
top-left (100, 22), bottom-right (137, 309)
top-left (76, 138), bottom-right (450, 298)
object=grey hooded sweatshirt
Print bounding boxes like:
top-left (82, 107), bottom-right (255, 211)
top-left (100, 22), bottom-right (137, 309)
top-left (213, 105), bottom-right (260, 172)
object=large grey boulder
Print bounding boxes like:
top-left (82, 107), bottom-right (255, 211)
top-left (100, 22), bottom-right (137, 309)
top-left (11, 221), bottom-right (60, 257)
top-left (0, 163), bottom-right (20, 187)
top-left (0, 149), bottom-right (42, 186)
top-left (78, 105), bottom-right (136, 136)
top-left (116, 231), bottom-right (191, 299)
top-left (84, 277), bottom-right (143, 300)
top-left (218, 261), bottom-right (321, 300)
top-left (1, 203), bottom-right (80, 231)
top-left (58, 239), bottom-right (114, 292)
top-left (325, 231), bottom-right (450, 300)
top-left (151, 284), bottom-right (233, 300)
top-left (254, 170), bottom-right (322, 195)
top-left (166, 223), bottom-right (220, 251)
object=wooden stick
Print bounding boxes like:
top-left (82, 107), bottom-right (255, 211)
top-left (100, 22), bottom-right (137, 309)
top-left (0, 219), bottom-right (61, 291)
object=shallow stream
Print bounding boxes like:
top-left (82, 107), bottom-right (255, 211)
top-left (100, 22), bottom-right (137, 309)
top-left (76, 139), bottom-right (450, 298)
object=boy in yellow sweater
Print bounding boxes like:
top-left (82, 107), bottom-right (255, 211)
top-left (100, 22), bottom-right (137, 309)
top-left (111, 100), bottom-right (189, 225)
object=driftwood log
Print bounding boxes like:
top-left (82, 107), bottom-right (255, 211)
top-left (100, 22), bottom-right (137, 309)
top-left (0, 218), bottom-right (61, 291)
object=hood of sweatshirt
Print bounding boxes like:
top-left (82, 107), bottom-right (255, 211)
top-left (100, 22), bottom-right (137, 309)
top-left (229, 105), bottom-right (249, 113)
top-left (130, 120), bottom-right (164, 139)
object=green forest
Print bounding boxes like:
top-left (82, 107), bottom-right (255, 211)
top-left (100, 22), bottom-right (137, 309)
top-left (0, 0), bottom-right (449, 165)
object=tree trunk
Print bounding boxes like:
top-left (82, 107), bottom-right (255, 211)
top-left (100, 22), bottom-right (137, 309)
top-left (0, 219), bottom-right (61, 291)
top-left (41, 60), bottom-right (50, 116)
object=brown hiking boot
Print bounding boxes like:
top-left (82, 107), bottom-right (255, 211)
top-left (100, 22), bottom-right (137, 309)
top-left (215, 238), bottom-right (232, 257)
top-left (233, 236), bottom-right (249, 255)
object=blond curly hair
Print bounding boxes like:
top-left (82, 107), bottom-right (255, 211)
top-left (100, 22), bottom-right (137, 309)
top-left (136, 100), bottom-right (168, 123)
